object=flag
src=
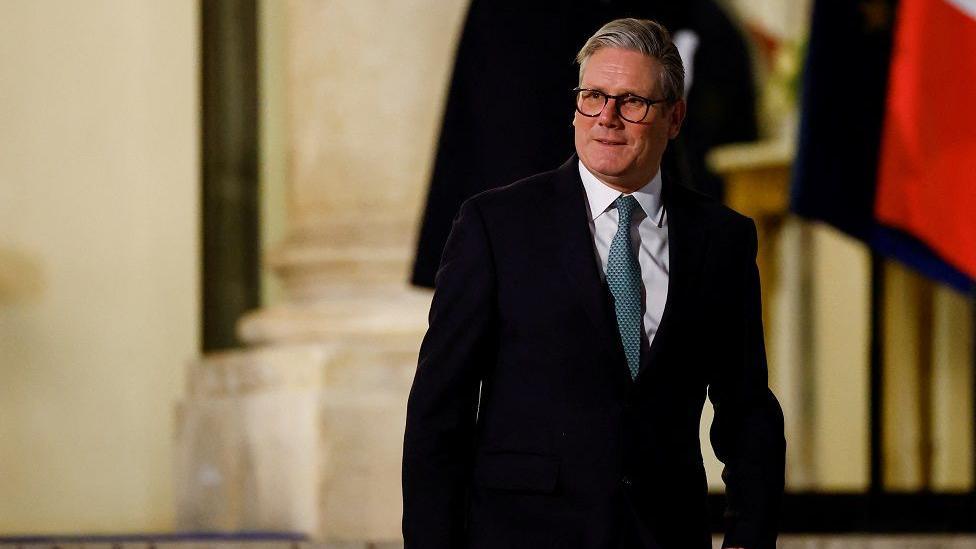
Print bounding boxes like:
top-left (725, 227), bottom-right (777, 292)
top-left (792, 0), bottom-right (974, 291)
top-left (875, 0), bottom-right (976, 284)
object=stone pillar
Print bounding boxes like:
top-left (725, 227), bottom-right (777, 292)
top-left (175, 0), bottom-right (468, 542)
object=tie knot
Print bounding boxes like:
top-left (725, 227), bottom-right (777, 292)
top-left (615, 195), bottom-right (640, 223)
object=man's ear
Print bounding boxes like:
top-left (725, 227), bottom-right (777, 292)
top-left (667, 99), bottom-right (687, 139)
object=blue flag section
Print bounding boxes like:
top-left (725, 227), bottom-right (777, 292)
top-left (792, 0), bottom-right (894, 241)
top-left (874, 227), bottom-right (975, 291)
top-left (791, 0), bottom-right (974, 292)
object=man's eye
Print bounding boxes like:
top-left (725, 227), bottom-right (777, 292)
top-left (582, 91), bottom-right (602, 100)
top-left (622, 96), bottom-right (646, 107)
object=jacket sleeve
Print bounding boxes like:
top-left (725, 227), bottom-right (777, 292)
top-left (707, 218), bottom-right (786, 549)
top-left (402, 198), bottom-right (497, 548)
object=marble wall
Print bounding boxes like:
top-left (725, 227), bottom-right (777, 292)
top-left (0, 0), bottom-right (198, 533)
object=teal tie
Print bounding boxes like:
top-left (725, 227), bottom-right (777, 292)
top-left (607, 195), bottom-right (643, 380)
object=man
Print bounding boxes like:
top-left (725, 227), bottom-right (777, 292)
top-left (412, 1), bottom-right (760, 288)
top-left (403, 18), bottom-right (785, 549)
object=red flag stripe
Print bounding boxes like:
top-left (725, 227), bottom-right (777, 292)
top-left (876, 0), bottom-right (976, 280)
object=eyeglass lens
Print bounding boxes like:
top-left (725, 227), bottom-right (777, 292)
top-left (576, 90), bottom-right (649, 123)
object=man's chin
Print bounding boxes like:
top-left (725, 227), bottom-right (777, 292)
top-left (587, 163), bottom-right (626, 180)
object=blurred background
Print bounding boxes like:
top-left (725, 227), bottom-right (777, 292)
top-left (1, 0), bottom-right (974, 546)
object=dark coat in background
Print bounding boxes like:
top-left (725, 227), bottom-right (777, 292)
top-left (411, 0), bottom-right (758, 288)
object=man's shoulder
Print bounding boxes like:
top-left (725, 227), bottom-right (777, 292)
top-left (670, 179), bottom-right (755, 234)
top-left (463, 167), bottom-right (560, 214)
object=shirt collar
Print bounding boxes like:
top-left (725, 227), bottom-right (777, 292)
top-left (578, 160), bottom-right (663, 223)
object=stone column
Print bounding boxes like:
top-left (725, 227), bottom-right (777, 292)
top-left (175, 0), bottom-right (468, 541)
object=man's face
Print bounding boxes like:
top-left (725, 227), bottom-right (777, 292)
top-left (573, 47), bottom-right (685, 191)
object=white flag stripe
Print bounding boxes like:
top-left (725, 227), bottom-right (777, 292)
top-left (945, 0), bottom-right (976, 20)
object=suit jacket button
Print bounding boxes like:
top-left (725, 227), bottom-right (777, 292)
top-left (621, 476), bottom-right (632, 487)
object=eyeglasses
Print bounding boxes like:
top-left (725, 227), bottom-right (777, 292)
top-left (572, 88), bottom-right (668, 123)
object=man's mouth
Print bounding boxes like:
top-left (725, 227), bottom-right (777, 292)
top-left (594, 138), bottom-right (625, 146)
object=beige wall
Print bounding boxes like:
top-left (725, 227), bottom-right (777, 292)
top-left (810, 225), bottom-right (872, 490)
top-left (0, 0), bottom-right (198, 533)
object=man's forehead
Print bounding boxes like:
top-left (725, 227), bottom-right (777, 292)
top-left (581, 48), bottom-right (661, 91)
top-left (582, 48), bottom-right (661, 72)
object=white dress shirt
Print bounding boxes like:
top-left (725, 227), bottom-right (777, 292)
top-left (578, 161), bottom-right (670, 348)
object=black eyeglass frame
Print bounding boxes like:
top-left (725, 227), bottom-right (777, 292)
top-left (572, 87), bottom-right (670, 123)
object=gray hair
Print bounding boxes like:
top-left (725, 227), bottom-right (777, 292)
top-left (576, 18), bottom-right (685, 104)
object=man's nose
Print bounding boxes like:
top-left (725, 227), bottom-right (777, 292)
top-left (598, 98), bottom-right (623, 126)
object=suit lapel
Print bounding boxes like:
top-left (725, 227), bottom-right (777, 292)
top-left (547, 157), bottom-right (624, 364)
top-left (636, 171), bottom-right (709, 382)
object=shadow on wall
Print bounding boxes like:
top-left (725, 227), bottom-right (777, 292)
top-left (0, 247), bottom-right (45, 304)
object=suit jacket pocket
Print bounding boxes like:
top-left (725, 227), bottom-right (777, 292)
top-left (474, 452), bottom-right (560, 493)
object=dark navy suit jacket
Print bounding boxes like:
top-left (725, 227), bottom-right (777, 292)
top-left (403, 157), bottom-right (785, 549)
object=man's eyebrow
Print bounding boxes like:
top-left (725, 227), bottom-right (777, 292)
top-left (580, 85), bottom-right (652, 97)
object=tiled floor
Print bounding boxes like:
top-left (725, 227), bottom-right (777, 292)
top-left (5, 537), bottom-right (976, 549)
